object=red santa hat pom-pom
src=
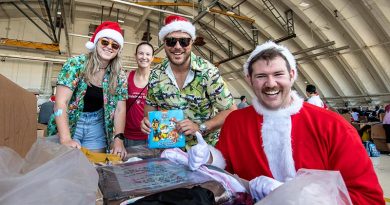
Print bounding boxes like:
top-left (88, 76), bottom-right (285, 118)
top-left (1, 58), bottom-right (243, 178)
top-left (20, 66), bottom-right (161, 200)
top-left (158, 15), bottom-right (196, 40)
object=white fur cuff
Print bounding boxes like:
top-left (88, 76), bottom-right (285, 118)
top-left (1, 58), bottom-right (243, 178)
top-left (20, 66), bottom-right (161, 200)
top-left (209, 145), bottom-right (226, 169)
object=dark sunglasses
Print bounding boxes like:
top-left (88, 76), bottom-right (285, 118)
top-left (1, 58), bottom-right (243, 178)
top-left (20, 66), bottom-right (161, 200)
top-left (99, 39), bottom-right (120, 50)
top-left (165, 37), bottom-right (192, 47)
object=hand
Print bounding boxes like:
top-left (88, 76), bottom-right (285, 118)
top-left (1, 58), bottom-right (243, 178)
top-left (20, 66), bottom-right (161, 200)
top-left (140, 117), bottom-right (151, 134)
top-left (188, 131), bottom-right (210, 170)
top-left (249, 176), bottom-right (283, 201)
top-left (110, 138), bottom-right (127, 159)
top-left (176, 119), bottom-right (199, 136)
top-left (60, 138), bottom-right (81, 149)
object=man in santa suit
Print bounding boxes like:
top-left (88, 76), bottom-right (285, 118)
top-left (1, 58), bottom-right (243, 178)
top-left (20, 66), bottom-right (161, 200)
top-left (187, 41), bottom-right (385, 204)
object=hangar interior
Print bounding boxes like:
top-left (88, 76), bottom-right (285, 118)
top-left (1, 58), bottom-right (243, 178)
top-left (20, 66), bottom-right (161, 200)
top-left (0, 0), bottom-right (389, 108)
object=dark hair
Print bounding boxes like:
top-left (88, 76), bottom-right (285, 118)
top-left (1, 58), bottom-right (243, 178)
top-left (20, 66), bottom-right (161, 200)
top-left (240, 96), bottom-right (246, 101)
top-left (306, 84), bottom-right (316, 94)
top-left (136, 42), bottom-right (154, 55)
top-left (247, 48), bottom-right (291, 76)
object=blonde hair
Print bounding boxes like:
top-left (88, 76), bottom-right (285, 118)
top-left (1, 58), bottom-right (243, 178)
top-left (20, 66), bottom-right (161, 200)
top-left (83, 46), bottom-right (122, 94)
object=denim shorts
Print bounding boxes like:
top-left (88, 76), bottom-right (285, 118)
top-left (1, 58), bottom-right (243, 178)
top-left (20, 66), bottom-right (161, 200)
top-left (73, 109), bottom-right (107, 150)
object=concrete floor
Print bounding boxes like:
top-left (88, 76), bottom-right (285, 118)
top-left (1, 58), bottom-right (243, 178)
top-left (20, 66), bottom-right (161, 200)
top-left (371, 154), bottom-right (390, 204)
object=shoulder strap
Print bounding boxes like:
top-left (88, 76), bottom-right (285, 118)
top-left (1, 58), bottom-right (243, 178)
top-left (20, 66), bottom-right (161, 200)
top-left (127, 84), bottom-right (148, 109)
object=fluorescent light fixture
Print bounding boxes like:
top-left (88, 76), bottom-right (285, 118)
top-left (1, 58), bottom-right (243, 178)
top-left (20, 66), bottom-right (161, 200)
top-left (228, 77), bottom-right (235, 80)
top-left (118, 19), bottom-right (124, 23)
top-left (57, 11), bottom-right (61, 15)
top-left (111, 0), bottom-right (193, 19)
top-left (299, 1), bottom-right (310, 7)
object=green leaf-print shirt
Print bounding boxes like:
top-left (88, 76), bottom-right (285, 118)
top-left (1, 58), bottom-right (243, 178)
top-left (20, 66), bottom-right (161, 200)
top-left (146, 52), bottom-right (234, 148)
top-left (47, 55), bottom-right (128, 145)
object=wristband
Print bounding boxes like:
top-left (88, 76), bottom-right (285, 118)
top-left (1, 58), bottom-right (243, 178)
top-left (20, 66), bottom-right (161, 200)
top-left (114, 133), bottom-right (125, 141)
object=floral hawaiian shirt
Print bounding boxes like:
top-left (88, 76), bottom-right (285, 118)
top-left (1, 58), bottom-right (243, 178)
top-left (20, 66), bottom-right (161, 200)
top-left (146, 52), bottom-right (234, 148)
top-left (47, 55), bottom-right (128, 145)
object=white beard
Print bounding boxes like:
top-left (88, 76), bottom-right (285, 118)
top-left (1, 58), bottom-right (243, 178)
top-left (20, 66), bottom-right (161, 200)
top-left (252, 91), bottom-right (303, 182)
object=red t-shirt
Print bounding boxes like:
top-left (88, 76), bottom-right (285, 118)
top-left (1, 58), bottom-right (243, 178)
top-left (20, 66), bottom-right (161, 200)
top-left (124, 70), bottom-right (148, 140)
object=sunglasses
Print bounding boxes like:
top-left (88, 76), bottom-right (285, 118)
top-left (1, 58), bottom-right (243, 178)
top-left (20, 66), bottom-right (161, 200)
top-left (164, 37), bottom-right (192, 47)
top-left (99, 39), bottom-right (120, 50)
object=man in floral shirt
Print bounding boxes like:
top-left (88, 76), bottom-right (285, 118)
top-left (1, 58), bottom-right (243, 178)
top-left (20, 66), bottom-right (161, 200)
top-left (141, 15), bottom-right (236, 149)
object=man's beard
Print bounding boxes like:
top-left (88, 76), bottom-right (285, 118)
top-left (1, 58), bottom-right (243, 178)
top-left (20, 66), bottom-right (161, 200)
top-left (167, 52), bottom-right (190, 67)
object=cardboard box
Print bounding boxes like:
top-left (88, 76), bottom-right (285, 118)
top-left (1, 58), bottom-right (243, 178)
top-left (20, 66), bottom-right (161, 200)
top-left (0, 74), bottom-right (36, 157)
top-left (37, 123), bottom-right (47, 138)
top-left (341, 113), bottom-right (351, 122)
top-left (371, 123), bottom-right (389, 152)
top-left (371, 124), bottom-right (385, 140)
top-left (372, 139), bottom-right (388, 152)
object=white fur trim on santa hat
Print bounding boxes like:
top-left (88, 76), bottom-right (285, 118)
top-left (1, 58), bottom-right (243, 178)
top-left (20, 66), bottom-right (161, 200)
top-left (209, 145), bottom-right (226, 169)
top-left (85, 41), bottom-right (95, 50)
top-left (86, 29), bottom-right (124, 51)
top-left (251, 91), bottom-right (303, 182)
top-left (159, 20), bottom-right (196, 40)
top-left (243, 41), bottom-right (297, 81)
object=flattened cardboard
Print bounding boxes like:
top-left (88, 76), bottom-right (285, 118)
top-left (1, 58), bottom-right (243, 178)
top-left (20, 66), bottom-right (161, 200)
top-left (0, 74), bottom-right (36, 157)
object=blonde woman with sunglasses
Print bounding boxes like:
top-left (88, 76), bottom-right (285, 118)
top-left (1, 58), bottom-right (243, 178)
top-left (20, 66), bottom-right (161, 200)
top-left (47, 21), bottom-right (128, 159)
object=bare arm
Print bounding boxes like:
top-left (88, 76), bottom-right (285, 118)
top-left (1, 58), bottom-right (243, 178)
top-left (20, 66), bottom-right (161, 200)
top-left (177, 104), bottom-right (237, 136)
top-left (111, 100), bottom-right (127, 159)
top-left (113, 100), bottom-right (126, 136)
top-left (54, 85), bottom-right (80, 148)
top-left (203, 104), bottom-right (237, 132)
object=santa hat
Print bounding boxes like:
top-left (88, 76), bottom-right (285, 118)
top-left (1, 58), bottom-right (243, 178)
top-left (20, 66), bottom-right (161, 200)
top-left (85, 21), bottom-right (124, 52)
top-left (159, 15), bottom-right (196, 40)
top-left (243, 41), bottom-right (297, 81)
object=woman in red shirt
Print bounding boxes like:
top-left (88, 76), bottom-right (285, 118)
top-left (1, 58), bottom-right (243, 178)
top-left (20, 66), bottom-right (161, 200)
top-left (124, 42), bottom-right (154, 147)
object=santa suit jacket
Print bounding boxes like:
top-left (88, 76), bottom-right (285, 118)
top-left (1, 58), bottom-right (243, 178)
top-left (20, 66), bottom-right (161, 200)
top-left (216, 102), bottom-right (384, 205)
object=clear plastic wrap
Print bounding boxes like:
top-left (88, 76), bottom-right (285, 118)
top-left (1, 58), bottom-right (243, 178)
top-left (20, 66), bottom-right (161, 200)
top-left (256, 169), bottom-right (352, 205)
top-left (0, 139), bottom-right (98, 205)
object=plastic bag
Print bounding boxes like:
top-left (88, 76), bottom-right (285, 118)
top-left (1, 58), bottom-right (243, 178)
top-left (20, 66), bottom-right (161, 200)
top-left (0, 139), bottom-right (99, 205)
top-left (256, 169), bottom-right (352, 205)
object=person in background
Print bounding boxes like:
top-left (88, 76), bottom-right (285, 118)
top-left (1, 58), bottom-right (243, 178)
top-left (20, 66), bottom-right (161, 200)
top-left (47, 21), bottom-right (128, 159)
top-left (187, 41), bottom-right (384, 204)
top-left (383, 104), bottom-right (390, 155)
top-left (140, 15), bottom-right (236, 148)
top-left (237, 95), bottom-right (249, 109)
top-left (351, 108), bottom-right (359, 122)
top-left (305, 84), bottom-right (324, 108)
top-left (38, 95), bottom-right (55, 125)
top-left (124, 42), bottom-right (154, 147)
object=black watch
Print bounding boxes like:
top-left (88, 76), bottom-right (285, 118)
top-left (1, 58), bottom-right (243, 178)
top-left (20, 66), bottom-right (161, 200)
top-left (114, 133), bottom-right (125, 141)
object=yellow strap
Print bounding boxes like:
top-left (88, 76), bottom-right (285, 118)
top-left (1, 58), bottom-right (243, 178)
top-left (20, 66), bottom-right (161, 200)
top-left (80, 147), bottom-right (121, 163)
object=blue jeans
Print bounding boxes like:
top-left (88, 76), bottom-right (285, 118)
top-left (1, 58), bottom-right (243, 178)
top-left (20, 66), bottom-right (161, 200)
top-left (73, 109), bottom-right (107, 150)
